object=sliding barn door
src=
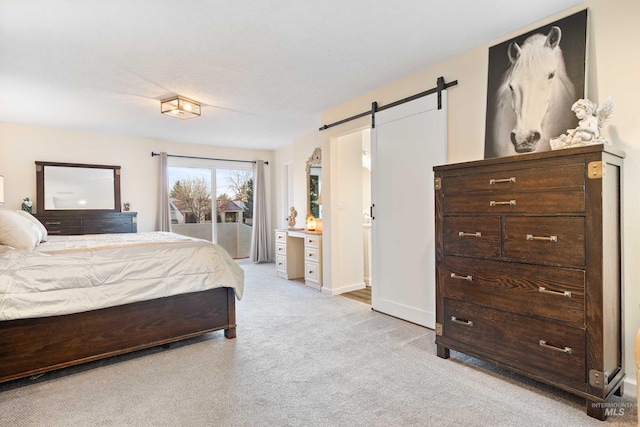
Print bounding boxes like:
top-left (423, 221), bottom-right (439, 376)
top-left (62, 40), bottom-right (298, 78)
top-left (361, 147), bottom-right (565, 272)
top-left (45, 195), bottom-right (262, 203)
top-left (371, 92), bottom-right (447, 328)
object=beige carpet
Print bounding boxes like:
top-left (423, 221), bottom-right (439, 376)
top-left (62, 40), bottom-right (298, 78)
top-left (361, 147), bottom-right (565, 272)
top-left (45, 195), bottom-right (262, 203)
top-left (0, 261), bottom-right (636, 426)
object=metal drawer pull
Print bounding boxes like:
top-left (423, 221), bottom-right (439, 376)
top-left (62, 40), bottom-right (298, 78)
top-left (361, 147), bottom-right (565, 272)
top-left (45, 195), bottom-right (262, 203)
top-left (451, 316), bottom-right (473, 326)
top-left (458, 231), bottom-right (481, 238)
top-left (489, 200), bottom-right (516, 206)
top-left (450, 273), bottom-right (472, 281)
top-left (539, 340), bottom-right (572, 354)
top-left (489, 177), bottom-right (516, 185)
top-left (45, 221), bottom-right (61, 225)
top-left (526, 234), bottom-right (558, 242)
top-left (539, 287), bottom-right (571, 298)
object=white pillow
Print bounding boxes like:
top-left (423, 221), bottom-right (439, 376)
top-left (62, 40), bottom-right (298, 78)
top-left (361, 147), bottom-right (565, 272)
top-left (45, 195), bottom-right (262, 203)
top-left (13, 210), bottom-right (48, 242)
top-left (0, 210), bottom-right (41, 250)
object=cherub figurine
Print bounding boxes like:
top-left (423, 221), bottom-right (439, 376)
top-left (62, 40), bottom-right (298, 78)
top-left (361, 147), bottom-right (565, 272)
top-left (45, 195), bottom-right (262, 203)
top-left (287, 206), bottom-right (298, 228)
top-left (552, 98), bottom-right (614, 149)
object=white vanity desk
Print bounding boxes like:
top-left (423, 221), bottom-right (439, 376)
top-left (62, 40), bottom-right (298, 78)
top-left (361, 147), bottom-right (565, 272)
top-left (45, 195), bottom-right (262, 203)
top-left (275, 229), bottom-right (322, 290)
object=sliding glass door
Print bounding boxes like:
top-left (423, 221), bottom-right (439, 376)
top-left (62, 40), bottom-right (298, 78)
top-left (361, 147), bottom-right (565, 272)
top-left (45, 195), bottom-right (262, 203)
top-left (167, 161), bottom-right (253, 259)
top-left (215, 168), bottom-right (253, 259)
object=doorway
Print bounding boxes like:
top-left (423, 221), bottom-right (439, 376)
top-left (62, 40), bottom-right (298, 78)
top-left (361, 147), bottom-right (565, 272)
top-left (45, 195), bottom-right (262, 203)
top-left (337, 128), bottom-right (372, 304)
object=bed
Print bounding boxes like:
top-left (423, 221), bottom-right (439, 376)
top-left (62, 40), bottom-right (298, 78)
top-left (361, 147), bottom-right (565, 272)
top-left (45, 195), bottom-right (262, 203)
top-left (0, 209), bottom-right (244, 384)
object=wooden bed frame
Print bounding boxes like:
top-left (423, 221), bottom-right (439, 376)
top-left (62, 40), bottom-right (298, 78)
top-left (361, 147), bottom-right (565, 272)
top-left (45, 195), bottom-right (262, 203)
top-left (0, 287), bottom-right (236, 384)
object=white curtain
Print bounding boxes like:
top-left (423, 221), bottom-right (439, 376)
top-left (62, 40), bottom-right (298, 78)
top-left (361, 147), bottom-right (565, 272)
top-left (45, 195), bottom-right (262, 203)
top-left (158, 152), bottom-right (171, 232)
top-left (250, 160), bottom-right (269, 262)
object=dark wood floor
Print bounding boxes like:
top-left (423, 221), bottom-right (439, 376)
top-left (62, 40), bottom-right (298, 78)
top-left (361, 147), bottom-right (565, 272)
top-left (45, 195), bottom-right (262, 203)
top-left (341, 287), bottom-right (371, 305)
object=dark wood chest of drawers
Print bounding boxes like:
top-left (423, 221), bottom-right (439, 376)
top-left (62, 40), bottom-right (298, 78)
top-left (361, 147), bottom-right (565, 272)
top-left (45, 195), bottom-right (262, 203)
top-left (35, 212), bottom-right (137, 235)
top-left (433, 145), bottom-right (624, 420)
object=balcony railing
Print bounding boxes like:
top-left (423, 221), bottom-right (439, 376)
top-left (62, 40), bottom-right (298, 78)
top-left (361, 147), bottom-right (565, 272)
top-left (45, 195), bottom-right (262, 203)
top-left (170, 222), bottom-right (252, 259)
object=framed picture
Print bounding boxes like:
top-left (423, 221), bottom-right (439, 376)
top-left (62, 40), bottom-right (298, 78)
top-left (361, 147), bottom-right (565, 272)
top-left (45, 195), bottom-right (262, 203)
top-left (484, 9), bottom-right (588, 158)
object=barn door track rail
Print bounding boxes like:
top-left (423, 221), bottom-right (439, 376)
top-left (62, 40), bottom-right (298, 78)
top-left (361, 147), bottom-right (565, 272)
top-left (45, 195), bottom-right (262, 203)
top-left (319, 76), bottom-right (457, 131)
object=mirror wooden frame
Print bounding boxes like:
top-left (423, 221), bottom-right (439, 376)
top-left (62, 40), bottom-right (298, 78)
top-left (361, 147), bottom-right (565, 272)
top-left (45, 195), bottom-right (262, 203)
top-left (35, 161), bottom-right (122, 215)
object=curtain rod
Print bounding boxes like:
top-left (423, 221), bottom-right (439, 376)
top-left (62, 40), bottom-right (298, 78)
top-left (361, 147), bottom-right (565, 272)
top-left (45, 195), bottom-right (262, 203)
top-left (151, 152), bottom-right (268, 165)
top-left (319, 76), bottom-right (457, 131)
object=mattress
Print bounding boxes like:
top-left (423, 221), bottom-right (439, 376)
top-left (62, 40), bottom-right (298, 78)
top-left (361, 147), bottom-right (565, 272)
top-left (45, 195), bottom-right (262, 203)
top-left (0, 232), bottom-right (244, 321)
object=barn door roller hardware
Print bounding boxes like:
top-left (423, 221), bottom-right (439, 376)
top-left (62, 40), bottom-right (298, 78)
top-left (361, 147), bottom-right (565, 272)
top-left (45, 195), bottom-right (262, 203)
top-left (319, 76), bottom-right (457, 131)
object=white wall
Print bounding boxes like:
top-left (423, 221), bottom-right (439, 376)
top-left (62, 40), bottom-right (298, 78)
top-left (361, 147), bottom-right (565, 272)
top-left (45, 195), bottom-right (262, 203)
top-left (305, 0), bottom-right (640, 387)
top-left (0, 122), bottom-right (274, 239)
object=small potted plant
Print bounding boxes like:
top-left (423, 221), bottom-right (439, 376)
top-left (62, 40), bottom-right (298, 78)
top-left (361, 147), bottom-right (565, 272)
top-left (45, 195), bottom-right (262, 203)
top-left (22, 197), bottom-right (33, 214)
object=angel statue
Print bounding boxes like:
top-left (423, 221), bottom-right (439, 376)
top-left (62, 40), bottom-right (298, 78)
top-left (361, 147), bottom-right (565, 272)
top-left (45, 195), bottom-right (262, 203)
top-left (287, 206), bottom-right (298, 228)
top-left (551, 98), bottom-right (614, 149)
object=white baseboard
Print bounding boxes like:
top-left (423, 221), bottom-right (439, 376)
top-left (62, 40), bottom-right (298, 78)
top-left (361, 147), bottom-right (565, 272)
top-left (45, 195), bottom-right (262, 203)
top-left (321, 282), bottom-right (366, 296)
top-left (372, 297), bottom-right (434, 329)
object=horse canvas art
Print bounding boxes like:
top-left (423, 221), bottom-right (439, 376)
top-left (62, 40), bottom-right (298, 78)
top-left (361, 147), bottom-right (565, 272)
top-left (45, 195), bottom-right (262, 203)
top-left (484, 10), bottom-right (588, 158)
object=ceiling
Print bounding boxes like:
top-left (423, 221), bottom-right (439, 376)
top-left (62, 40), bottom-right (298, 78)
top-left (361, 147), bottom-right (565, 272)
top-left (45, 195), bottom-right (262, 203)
top-left (0, 0), bottom-right (586, 151)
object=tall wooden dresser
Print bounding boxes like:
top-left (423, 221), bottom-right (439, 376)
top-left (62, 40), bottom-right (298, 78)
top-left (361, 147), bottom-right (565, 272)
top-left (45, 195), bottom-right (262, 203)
top-left (433, 145), bottom-right (624, 420)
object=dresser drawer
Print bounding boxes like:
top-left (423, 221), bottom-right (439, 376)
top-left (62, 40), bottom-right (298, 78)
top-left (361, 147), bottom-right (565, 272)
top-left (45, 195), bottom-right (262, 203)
top-left (275, 231), bottom-right (287, 243)
top-left (275, 243), bottom-right (286, 256)
top-left (443, 216), bottom-right (500, 258)
top-left (442, 256), bottom-right (585, 326)
top-left (504, 217), bottom-right (585, 267)
top-left (276, 255), bottom-right (286, 273)
top-left (83, 217), bottom-right (131, 227)
top-left (443, 298), bottom-right (585, 388)
top-left (441, 163), bottom-right (585, 195)
top-left (83, 217), bottom-right (132, 234)
top-left (443, 188), bottom-right (585, 214)
top-left (39, 218), bottom-right (82, 235)
top-left (83, 225), bottom-right (131, 234)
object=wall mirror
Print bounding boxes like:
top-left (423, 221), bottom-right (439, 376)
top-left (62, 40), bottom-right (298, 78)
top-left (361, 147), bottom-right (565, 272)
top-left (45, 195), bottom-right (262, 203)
top-left (36, 161), bottom-right (121, 214)
top-left (306, 147), bottom-right (322, 219)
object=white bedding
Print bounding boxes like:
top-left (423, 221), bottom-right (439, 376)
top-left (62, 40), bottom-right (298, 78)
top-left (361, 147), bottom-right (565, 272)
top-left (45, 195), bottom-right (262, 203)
top-left (0, 232), bottom-right (244, 321)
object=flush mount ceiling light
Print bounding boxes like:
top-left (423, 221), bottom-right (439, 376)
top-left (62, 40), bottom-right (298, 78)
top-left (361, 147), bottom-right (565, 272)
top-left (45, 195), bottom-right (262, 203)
top-left (160, 96), bottom-right (201, 119)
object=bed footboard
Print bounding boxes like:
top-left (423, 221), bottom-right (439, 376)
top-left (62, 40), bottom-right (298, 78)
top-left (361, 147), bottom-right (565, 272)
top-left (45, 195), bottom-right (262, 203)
top-left (0, 287), bottom-right (236, 384)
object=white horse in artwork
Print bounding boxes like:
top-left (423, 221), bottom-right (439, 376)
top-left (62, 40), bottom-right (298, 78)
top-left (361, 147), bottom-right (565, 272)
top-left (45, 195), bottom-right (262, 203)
top-left (490, 26), bottom-right (575, 157)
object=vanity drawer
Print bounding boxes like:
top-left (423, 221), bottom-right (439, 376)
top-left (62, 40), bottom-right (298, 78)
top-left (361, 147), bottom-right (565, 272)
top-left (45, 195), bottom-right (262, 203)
top-left (305, 261), bottom-right (320, 282)
top-left (443, 188), bottom-right (585, 214)
top-left (504, 216), bottom-right (585, 267)
top-left (275, 243), bottom-right (286, 256)
top-left (305, 247), bottom-right (320, 262)
top-left (276, 255), bottom-right (286, 273)
top-left (275, 231), bottom-right (287, 243)
top-left (442, 256), bottom-right (585, 326)
top-left (441, 163), bottom-right (585, 195)
top-left (305, 235), bottom-right (320, 248)
top-left (443, 298), bottom-right (586, 389)
top-left (443, 216), bottom-right (500, 258)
